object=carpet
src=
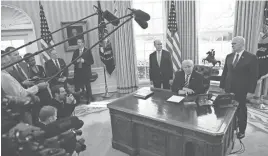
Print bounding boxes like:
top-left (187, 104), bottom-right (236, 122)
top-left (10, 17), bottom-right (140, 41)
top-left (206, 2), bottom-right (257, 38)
top-left (247, 106), bottom-right (268, 133)
top-left (73, 99), bottom-right (117, 117)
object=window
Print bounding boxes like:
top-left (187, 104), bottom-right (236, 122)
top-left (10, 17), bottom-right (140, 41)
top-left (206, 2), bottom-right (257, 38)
top-left (133, 0), bottom-right (165, 82)
top-left (197, 0), bottom-right (235, 66)
top-left (1, 39), bottom-right (26, 57)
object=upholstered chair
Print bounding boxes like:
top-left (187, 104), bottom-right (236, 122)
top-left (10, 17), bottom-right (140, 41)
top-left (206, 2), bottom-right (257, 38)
top-left (193, 65), bottom-right (220, 93)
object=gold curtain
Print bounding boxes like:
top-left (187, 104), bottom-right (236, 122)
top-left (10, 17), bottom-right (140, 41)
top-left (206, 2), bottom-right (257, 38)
top-left (233, 1), bottom-right (265, 54)
top-left (175, 1), bottom-right (198, 64)
top-left (112, 0), bottom-right (139, 93)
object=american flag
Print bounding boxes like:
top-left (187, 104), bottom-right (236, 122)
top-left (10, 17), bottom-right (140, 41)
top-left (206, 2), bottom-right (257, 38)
top-left (166, 0), bottom-right (181, 73)
top-left (39, 1), bottom-right (53, 63)
top-left (98, 1), bottom-right (115, 75)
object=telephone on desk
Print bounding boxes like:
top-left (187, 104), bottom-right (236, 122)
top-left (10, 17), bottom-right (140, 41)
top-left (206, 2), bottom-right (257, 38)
top-left (211, 93), bottom-right (235, 107)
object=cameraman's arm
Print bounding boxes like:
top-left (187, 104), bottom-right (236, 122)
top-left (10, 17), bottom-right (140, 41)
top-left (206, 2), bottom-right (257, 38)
top-left (2, 72), bottom-right (37, 97)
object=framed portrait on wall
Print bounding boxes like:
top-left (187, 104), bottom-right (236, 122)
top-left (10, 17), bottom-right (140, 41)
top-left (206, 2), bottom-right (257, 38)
top-left (61, 21), bottom-right (87, 51)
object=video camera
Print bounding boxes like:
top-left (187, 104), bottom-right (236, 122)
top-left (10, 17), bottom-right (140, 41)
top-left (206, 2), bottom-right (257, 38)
top-left (1, 115), bottom-right (86, 156)
top-left (1, 95), bottom-right (40, 133)
top-left (2, 94), bottom-right (86, 156)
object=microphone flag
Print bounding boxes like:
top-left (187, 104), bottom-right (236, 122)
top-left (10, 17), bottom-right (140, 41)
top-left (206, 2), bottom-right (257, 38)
top-left (98, 1), bottom-right (115, 75)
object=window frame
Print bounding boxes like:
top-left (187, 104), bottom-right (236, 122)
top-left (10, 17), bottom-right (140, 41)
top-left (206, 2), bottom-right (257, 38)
top-left (133, 0), bottom-right (166, 84)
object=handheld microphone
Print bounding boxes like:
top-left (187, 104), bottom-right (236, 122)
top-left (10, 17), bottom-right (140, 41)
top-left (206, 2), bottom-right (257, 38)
top-left (94, 5), bottom-right (120, 26)
top-left (128, 8), bottom-right (150, 21)
top-left (134, 17), bottom-right (148, 29)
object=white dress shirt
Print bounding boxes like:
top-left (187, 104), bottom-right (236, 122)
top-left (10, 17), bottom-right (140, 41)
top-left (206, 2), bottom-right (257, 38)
top-left (53, 59), bottom-right (60, 69)
top-left (15, 64), bottom-right (29, 79)
top-left (157, 50), bottom-right (162, 66)
top-left (184, 73), bottom-right (191, 86)
top-left (232, 50), bottom-right (244, 64)
top-left (1, 70), bottom-right (39, 97)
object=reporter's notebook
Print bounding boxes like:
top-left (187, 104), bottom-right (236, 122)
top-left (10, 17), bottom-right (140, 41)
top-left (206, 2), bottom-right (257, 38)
top-left (134, 88), bottom-right (154, 99)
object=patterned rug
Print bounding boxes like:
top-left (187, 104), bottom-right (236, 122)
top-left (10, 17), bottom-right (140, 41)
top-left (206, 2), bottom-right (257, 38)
top-left (247, 105), bottom-right (268, 133)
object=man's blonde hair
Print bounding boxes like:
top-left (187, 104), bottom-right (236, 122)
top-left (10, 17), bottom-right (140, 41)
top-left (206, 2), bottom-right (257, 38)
top-left (39, 106), bottom-right (57, 122)
top-left (182, 60), bottom-right (194, 67)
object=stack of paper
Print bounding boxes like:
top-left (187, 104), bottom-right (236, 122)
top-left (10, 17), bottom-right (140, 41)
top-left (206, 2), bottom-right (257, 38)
top-left (167, 95), bottom-right (185, 103)
top-left (134, 88), bottom-right (154, 99)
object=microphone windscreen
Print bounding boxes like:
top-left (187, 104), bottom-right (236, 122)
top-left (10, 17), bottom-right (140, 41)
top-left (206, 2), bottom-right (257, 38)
top-left (133, 9), bottom-right (150, 21)
top-left (43, 116), bottom-right (84, 138)
top-left (134, 18), bottom-right (148, 29)
top-left (103, 10), bottom-right (120, 26)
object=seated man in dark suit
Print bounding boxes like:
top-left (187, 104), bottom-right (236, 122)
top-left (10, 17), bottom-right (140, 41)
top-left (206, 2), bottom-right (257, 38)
top-left (171, 60), bottom-right (205, 95)
top-left (36, 105), bottom-right (77, 154)
top-left (45, 49), bottom-right (68, 88)
top-left (50, 85), bottom-right (77, 120)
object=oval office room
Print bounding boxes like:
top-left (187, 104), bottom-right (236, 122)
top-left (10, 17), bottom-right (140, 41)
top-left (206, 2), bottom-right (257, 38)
top-left (1, 0), bottom-right (268, 156)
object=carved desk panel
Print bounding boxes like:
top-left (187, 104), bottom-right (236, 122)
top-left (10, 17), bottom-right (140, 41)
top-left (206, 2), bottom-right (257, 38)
top-left (108, 87), bottom-right (237, 156)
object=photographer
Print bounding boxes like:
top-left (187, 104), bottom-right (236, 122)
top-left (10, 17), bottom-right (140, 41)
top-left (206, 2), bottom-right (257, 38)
top-left (36, 105), bottom-right (57, 129)
top-left (36, 106), bottom-right (81, 154)
top-left (2, 122), bottom-right (71, 156)
top-left (50, 85), bottom-right (77, 120)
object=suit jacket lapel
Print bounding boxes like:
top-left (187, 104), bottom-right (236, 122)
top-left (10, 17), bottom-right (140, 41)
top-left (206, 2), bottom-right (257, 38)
top-left (52, 59), bottom-right (59, 71)
top-left (159, 51), bottom-right (164, 68)
top-left (189, 72), bottom-right (195, 85)
top-left (234, 52), bottom-right (246, 68)
top-left (11, 66), bottom-right (24, 81)
top-left (153, 52), bottom-right (159, 67)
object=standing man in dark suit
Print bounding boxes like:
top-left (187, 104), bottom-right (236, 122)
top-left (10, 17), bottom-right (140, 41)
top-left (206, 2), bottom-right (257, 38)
top-left (172, 60), bottom-right (205, 95)
top-left (24, 53), bottom-right (46, 79)
top-left (149, 40), bottom-right (173, 89)
top-left (72, 38), bottom-right (94, 103)
top-left (45, 49), bottom-right (68, 87)
top-left (24, 53), bottom-right (52, 124)
top-left (5, 46), bottom-right (34, 88)
top-left (220, 36), bottom-right (259, 139)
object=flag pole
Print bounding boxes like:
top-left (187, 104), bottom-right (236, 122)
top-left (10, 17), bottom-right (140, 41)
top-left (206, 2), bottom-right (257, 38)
top-left (102, 66), bottom-right (113, 98)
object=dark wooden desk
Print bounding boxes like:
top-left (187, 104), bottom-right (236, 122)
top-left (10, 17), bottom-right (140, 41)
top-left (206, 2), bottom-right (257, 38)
top-left (108, 87), bottom-right (237, 156)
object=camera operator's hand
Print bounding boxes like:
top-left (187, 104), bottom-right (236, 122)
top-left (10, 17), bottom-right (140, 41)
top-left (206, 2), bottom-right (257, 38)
top-left (58, 77), bottom-right (67, 83)
top-left (8, 123), bottom-right (44, 139)
top-left (38, 148), bottom-right (70, 156)
top-left (22, 79), bottom-right (35, 87)
top-left (66, 94), bottom-right (76, 104)
top-left (80, 58), bottom-right (84, 63)
top-left (169, 80), bottom-right (173, 85)
top-left (75, 138), bottom-right (86, 153)
top-left (27, 93), bottom-right (40, 104)
top-left (36, 82), bottom-right (48, 90)
top-left (32, 76), bottom-right (40, 80)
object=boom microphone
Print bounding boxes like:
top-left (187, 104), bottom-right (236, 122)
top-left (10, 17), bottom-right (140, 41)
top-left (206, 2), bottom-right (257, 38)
top-left (134, 17), bottom-right (148, 29)
top-left (94, 5), bottom-right (120, 26)
top-left (103, 10), bottom-right (120, 26)
top-left (128, 8), bottom-right (150, 21)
